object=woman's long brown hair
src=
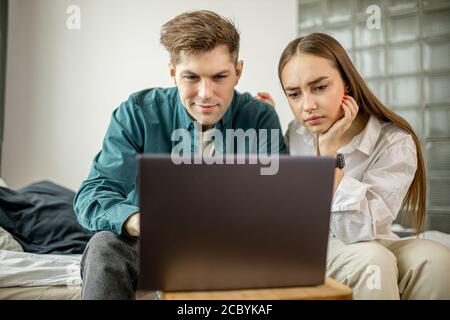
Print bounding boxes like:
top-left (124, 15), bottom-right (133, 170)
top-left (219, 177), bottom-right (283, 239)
top-left (278, 33), bottom-right (426, 232)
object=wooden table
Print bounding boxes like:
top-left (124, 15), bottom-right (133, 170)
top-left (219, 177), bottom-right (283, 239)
top-left (158, 277), bottom-right (352, 300)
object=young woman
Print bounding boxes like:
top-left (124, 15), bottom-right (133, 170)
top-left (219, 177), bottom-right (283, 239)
top-left (257, 33), bottom-right (450, 299)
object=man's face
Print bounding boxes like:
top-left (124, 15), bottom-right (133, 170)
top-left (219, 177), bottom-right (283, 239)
top-left (170, 45), bottom-right (243, 130)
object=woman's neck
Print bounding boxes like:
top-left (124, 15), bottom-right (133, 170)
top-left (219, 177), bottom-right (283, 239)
top-left (340, 113), bottom-right (369, 148)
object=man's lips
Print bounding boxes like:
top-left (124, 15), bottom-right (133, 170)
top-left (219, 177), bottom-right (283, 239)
top-left (196, 104), bottom-right (217, 108)
top-left (194, 103), bottom-right (219, 113)
top-left (194, 103), bottom-right (219, 109)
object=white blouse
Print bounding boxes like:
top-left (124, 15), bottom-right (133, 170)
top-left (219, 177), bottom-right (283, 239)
top-left (286, 116), bottom-right (418, 244)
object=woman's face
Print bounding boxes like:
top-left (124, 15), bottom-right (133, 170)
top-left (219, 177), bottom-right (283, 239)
top-left (281, 53), bottom-right (346, 134)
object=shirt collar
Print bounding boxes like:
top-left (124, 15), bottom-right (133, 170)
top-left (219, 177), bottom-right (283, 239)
top-left (339, 116), bottom-right (383, 155)
top-left (176, 89), bottom-right (235, 131)
top-left (176, 91), bottom-right (195, 130)
top-left (296, 115), bottom-right (384, 156)
top-left (295, 120), bottom-right (315, 146)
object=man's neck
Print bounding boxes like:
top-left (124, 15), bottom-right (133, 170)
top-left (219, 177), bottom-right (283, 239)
top-left (202, 124), bottom-right (214, 131)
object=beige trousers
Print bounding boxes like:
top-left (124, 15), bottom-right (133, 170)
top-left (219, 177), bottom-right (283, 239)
top-left (326, 237), bottom-right (450, 299)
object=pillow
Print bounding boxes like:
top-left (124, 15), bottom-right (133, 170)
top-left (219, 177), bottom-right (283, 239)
top-left (0, 178), bottom-right (7, 188)
top-left (0, 180), bottom-right (93, 254)
top-left (0, 226), bottom-right (24, 252)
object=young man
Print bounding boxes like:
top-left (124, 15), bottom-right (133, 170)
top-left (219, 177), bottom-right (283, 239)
top-left (74, 10), bottom-right (285, 299)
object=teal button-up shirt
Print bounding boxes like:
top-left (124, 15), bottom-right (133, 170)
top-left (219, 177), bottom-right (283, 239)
top-left (74, 87), bottom-right (286, 235)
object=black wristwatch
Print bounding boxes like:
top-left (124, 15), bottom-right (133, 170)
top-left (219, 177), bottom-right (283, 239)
top-left (336, 153), bottom-right (345, 169)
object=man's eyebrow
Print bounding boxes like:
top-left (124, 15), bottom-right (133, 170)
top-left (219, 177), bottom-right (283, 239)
top-left (213, 70), bottom-right (230, 75)
top-left (285, 76), bottom-right (329, 91)
top-left (180, 70), bottom-right (230, 77)
top-left (180, 70), bottom-right (197, 76)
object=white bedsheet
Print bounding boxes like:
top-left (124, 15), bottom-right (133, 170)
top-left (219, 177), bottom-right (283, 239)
top-left (0, 250), bottom-right (82, 287)
top-left (1, 230), bottom-right (448, 289)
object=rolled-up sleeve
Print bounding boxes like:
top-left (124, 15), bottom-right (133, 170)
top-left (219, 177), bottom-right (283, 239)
top-left (73, 99), bottom-right (143, 235)
top-left (330, 135), bottom-right (418, 244)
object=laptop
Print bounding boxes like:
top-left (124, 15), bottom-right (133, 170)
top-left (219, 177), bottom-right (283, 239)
top-left (137, 155), bottom-right (335, 292)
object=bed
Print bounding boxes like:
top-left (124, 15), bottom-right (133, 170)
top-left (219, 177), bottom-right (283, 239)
top-left (0, 180), bottom-right (90, 300)
top-left (0, 284), bottom-right (81, 300)
top-left (0, 225), bottom-right (82, 299)
top-left (1, 179), bottom-right (449, 300)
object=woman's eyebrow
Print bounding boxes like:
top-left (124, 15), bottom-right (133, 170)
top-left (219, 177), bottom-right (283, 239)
top-left (307, 76), bottom-right (329, 86)
top-left (285, 76), bottom-right (329, 91)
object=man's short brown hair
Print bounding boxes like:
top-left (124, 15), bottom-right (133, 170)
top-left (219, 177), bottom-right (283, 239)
top-left (160, 10), bottom-right (240, 65)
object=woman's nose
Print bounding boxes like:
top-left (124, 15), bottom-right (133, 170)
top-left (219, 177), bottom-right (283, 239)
top-left (302, 95), bottom-right (317, 113)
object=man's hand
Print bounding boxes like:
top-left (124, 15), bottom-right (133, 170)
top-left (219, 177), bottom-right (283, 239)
top-left (254, 92), bottom-right (276, 108)
top-left (124, 212), bottom-right (140, 237)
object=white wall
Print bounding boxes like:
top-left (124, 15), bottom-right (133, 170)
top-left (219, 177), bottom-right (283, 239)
top-left (2, 0), bottom-right (297, 190)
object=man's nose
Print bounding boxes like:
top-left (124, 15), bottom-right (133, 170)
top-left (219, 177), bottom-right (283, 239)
top-left (198, 79), bottom-right (214, 100)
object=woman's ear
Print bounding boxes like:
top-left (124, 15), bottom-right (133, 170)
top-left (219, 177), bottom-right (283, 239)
top-left (344, 84), bottom-right (350, 94)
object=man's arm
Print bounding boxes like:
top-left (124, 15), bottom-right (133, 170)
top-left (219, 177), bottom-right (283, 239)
top-left (73, 99), bottom-right (144, 235)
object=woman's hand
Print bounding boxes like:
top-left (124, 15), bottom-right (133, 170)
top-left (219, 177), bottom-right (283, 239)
top-left (318, 94), bottom-right (359, 156)
top-left (254, 92), bottom-right (276, 108)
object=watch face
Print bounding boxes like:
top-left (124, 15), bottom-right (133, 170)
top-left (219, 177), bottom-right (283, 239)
top-left (337, 153), bottom-right (345, 169)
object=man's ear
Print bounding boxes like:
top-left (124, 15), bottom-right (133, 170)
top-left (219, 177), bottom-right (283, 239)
top-left (169, 63), bottom-right (176, 85)
top-left (235, 60), bottom-right (244, 84)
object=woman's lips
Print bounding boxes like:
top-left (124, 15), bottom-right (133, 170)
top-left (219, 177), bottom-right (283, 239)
top-left (305, 116), bottom-right (324, 125)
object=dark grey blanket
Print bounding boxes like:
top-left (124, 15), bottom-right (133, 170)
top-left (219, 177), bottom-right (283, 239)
top-left (0, 181), bottom-right (93, 254)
